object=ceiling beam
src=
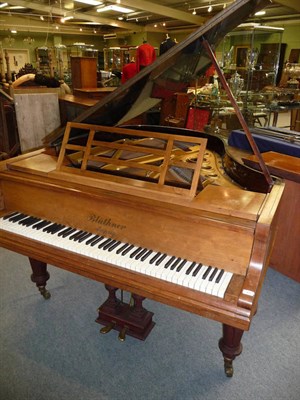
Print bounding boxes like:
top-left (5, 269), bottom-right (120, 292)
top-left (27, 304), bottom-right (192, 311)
top-left (116, 0), bottom-right (206, 25)
top-left (5, 0), bottom-right (145, 32)
top-left (274, 0), bottom-right (300, 13)
top-left (5, 0), bottom-right (205, 33)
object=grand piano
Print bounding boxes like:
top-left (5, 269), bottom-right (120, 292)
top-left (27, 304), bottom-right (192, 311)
top-left (0, 0), bottom-right (284, 377)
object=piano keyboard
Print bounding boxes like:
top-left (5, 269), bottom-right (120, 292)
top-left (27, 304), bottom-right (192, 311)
top-left (0, 212), bottom-right (233, 298)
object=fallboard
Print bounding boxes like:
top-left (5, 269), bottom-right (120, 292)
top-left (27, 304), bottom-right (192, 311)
top-left (0, 176), bottom-right (254, 276)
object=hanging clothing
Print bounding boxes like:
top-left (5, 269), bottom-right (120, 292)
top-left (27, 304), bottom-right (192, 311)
top-left (136, 43), bottom-right (156, 71)
top-left (121, 62), bottom-right (138, 83)
top-left (159, 38), bottom-right (176, 55)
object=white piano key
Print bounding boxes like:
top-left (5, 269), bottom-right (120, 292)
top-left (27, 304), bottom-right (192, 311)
top-left (0, 212), bottom-right (233, 298)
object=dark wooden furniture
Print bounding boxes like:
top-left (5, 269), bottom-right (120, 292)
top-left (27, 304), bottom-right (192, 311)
top-left (73, 87), bottom-right (116, 100)
top-left (0, 90), bottom-right (20, 157)
top-left (70, 57), bottom-right (97, 89)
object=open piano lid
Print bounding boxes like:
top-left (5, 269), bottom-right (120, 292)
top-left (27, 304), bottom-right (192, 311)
top-left (49, 0), bottom-right (271, 138)
top-left (49, 0), bottom-right (273, 190)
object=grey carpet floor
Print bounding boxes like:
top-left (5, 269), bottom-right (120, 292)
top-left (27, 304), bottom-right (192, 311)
top-left (0, 247), bottom-right (299, 400)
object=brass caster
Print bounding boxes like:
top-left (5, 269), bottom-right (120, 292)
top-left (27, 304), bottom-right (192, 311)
top-left (38, 286), bottom-right (51, 300)
top-left (100, 322), bottom-right (116, 334)
top-left (224, 358), bottom-right (233, 377)
top-left (118, 326), bottom-right (127, 342)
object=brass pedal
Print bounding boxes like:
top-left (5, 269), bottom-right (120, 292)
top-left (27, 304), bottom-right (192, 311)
top-left (100, 321), bottom-right (116, 334)
top-left (118, 326), bottom-right (128, 342)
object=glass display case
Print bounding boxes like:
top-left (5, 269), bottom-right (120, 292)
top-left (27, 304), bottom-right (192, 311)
top-left (103, 46), bottom-right (137, 72)
top-left (220, 24), bottom-right (285, 126)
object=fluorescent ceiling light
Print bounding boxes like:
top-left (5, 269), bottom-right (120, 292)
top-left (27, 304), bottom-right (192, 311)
top-left (97, 5), bottom-right (134, 13)
top-left (74, 0), bottom-right (103, 5)
top-left (255, 11), bottom-right (266, 16)
top-left (61, 16), bottom-right (74, 22)
top-left (0, 3), bottom-right (8, 8)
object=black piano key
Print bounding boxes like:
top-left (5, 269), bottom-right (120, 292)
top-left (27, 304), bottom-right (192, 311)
top-left (103, 239), bottom-right (117, 250)
top-left (185, 262), bottom-right (197, 275)
top-left (33, 220), bottom-right (51, 230)
top-left (164, 256), bottom-right (176, 269)
top-left (176, 259), bottom-right (187, 272)
top-left (49, 224), bottom-right (65, 234)
top-left (69, 230), bottom-right (83, 240)
top-left (74, 232), bottom-right (89, 242)
top-left (141, 250), bottom-right (153, 262)
top-left (130, 247), bottom-right (142, 258)
top-left (73, 231), bottom-right (89, 242)
top-left (98, 238), bottom-right (113, 249)
top-left (215, 269), bottom-right (225, 283)
top-left (19, 216), bottom-right (39, 226)
top-left (43, 223), bottom-right (60, 233)
top-left (155, 253), bottom-right (167, 266)
top-left (134, 248), bottom-right (148, 260)
top-left (10, 213), bottom-right (27, 222)
top-left (89, 236), bottom-right (104, 247)
top-left (17, 216), bottom-right (30, 225)
top-left (78, 233), bottom-right (93, 243)
top-left (57, 227), bottom-right (73, 237)
top-left (108, 241), bottom-right (122, 252)
top-left (85, 234), bottom-right (100, 245)
top-left (116, 243), bottom-right (130, 254)
top-left (208, 267), bottom-right (218, 281)
top-left (62, 228), bottom-right (77, 238)
top-left (192, 263), bottom-right (203, 277)
top-left (202, 266), bottom-right (212, 280)
top-left (149, 252), bottom-right (161, 264)
top-left (121, 244), bottom-right (134, 256)
top-left (170, 258), bottom-right (181, 270)
top-left (3, 211), bottom-right (19, 220)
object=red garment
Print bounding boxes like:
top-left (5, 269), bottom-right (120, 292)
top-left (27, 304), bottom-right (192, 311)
top-left (121, 62), bottom-right (137, 83)
top-left (136, 43), bottom-right (156, 71)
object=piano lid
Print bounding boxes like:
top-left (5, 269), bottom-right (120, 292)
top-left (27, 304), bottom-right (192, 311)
top-left (49, 0), bottom-right (271, 146)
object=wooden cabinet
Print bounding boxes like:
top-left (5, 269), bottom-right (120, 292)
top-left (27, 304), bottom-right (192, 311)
top-left (70, 57), bottom-right (97, 89)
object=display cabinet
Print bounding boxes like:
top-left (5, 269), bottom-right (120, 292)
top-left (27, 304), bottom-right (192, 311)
top-left (103, 46), bottom-right (137, 72)
top-left (220, 25), bottom-right (285, 126)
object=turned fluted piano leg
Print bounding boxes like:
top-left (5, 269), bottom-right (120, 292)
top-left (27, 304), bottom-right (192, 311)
top-left (29, 258), bottom-right (51, 299)
top-left (218, 324), bottom-right (244, 377)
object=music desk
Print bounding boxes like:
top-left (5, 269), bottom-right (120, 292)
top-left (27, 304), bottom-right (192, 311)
top-left (243, 152), bottom-right (300, 283)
